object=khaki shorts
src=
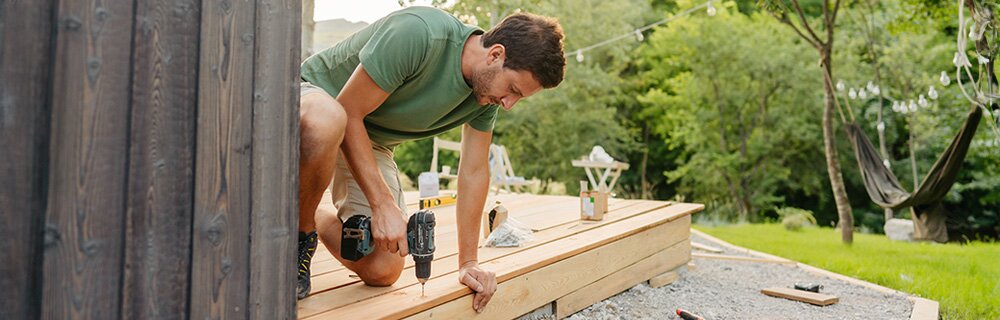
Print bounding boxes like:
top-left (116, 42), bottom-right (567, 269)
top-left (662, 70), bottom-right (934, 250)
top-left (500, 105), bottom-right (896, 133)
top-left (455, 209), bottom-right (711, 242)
top-left (300, 81), bottom-right (327, 98)
top-left (301, 82), bottom-right (407, 221)
top-left (330, 145), bottom-right (407, 221)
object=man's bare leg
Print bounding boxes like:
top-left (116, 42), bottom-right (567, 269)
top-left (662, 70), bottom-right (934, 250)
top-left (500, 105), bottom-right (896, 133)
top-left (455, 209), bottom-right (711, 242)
top-left (299, 92), bottom-right (346, 232)
top-left (297, 92), bottom-right (346, 299)
top-left (315, 207), bottom-right (405, 286)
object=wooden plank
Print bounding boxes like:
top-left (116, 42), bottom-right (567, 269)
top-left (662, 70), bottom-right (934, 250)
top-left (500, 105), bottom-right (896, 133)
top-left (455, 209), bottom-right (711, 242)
top-left (299, 199), bottom-right (655, 314)
top-left (690, 241), bottom-right (722, 253)
top-left (307, 194), bottom-right (628, 279)
top-left (297, 200), bottom-right (675, 317)
top-left (307, 193), bottom-right (558, 273)
top-left (41, 0), bottom-right (136, 318)
top-left (647, 271), bottom-right (680, 288)
top-left (761, 287), bottom-right (838, 306)
top-left (555, 242), bottom-right (690, 318)
top-left (249, 0), bottom-right (300, 318)
top-left (692, 252), bottom-right (797, 265)
top-left (909, 297), bottom-right (939, 320)
top-left (0, 0), bottom-right (56, 318)
top-left (120, 0), bottom-right (200, 318)
top-left (690, 229), bottom-right (795, 263)
top-left (408, 217), bottom-right (691, 319)
top-left (190, 0), bottom-right (257, 317)
top-left (304, 202), bottom-right (701, 319)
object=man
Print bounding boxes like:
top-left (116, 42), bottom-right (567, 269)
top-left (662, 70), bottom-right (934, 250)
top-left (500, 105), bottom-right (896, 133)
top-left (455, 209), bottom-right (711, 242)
top-left (295, 6), bottom-right (565, 313)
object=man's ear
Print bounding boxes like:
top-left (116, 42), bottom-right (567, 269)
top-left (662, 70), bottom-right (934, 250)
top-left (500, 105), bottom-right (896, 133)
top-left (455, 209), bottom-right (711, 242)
top-left (487, 44), bottom-right (506, 65)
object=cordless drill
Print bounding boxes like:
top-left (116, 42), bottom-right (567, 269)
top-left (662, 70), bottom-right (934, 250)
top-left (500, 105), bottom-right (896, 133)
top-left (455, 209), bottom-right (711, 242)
top-left (407, 210), bottom-right (436, 296)
top-left (341, 210), bottom-right (436, 295)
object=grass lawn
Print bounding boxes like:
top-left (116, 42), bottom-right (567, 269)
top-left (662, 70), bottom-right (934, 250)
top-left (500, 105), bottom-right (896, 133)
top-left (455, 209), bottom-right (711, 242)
top-left (696, 224), bottom-right (999, 320)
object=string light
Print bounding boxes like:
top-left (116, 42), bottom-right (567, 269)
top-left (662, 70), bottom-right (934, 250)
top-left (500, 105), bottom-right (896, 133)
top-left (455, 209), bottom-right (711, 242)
top-left (928, 86), bottom-right (938, 100)
top-left (836, 79), bottom-right (845, 91)
top-left (849, 88), bottom-right (857, 100)
top-left (940, 71), bottom-right (950, 86)
top-left (566, 1), bottom-right (715, 62)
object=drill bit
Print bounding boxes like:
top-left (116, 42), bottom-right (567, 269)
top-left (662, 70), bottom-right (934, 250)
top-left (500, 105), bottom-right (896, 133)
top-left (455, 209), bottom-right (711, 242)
top-left (419, 278), bottom-right (427, 297)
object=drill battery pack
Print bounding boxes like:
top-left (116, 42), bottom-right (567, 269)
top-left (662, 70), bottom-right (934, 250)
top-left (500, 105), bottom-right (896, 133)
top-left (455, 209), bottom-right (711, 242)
top-left (341, 215), bottom-right (374, 261)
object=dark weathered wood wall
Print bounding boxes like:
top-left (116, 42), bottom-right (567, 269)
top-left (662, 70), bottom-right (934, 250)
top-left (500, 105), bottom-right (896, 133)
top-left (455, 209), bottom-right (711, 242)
top-left (0, 0), bottom-right (301, 318)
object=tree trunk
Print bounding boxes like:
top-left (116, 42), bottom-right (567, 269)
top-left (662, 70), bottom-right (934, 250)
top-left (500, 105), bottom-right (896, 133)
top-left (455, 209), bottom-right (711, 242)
top-left (821, 51), bottom-right (854, 244)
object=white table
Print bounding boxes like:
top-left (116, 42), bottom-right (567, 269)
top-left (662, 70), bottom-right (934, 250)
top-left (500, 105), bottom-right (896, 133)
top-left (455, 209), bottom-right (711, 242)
top-left (571, 158), bottom-right (630, 192)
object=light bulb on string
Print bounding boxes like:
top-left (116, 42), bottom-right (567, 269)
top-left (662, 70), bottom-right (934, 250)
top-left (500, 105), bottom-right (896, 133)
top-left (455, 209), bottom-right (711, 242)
top-left (940, 71), bottom-right (951, 86)
top-left (908, 100), bottom-right (917, 112)
top-left (954, 52), bottom-right (970, 68)
top-left (706, 1), bottom-right (717, 17)
top-left (866, 81), bottom-right (875, 91)
top-left (859, 88), bottom-right (867, 100)
top-left (871, 85), bottom-right (880, 96)
top-left (877, 121), bottom-right (885, 132)
top-left (928, 86), bottom-right (938, 100)
top-left (576, 51), bottom-right (584, 63)
top-left (634, 30), bottom-right (644, 42)
top-left (836, 80), bottom-right (845, 91)
top-left (849, 88), bottom-right (857, 100)
top-left (918, 95), bottom-right (929, 107)
top-left (969, 22), bottom-right (983, 41)
top-left (891, 101), bottom-right (899, 113)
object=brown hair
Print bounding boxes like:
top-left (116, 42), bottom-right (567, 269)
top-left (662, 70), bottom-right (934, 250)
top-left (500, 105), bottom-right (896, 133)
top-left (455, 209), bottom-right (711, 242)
top-left (482, 13), bottom-right (566, 88)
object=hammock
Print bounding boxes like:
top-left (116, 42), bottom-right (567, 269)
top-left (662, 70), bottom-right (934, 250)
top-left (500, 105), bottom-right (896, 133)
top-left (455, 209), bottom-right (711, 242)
top-left (843, 106), bottom-right (982, 242)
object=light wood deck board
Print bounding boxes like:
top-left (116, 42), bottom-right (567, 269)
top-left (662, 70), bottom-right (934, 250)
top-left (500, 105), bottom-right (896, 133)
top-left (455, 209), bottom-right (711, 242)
top-left (297, 193), bottom-right (702, 319)
top-left (298, 200), bottom-right (668, 316)
top-left (304, 197), bottom-right (644, 297)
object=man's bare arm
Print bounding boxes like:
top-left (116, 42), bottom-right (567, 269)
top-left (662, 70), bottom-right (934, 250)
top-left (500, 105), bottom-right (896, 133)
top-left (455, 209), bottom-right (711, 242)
top-left (455, 123), bottom-right (497, 312)
top-left (336, 64), bottom-right (408, 256)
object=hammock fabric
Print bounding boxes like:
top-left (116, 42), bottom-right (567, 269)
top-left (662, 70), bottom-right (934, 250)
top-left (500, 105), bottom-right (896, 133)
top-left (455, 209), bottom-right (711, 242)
top-left (844, 106), bottom-right (982, 242)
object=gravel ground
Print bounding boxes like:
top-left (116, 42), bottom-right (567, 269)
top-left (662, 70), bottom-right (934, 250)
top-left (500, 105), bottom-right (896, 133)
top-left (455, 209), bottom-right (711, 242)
top-left (566, 234), bottom-right (913, 320)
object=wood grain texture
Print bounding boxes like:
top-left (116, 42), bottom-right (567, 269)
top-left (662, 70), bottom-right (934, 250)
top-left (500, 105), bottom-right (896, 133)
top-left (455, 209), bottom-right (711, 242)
top-left (249, 0), bottom-right (300, 317)
top-left (408, 217), bottom-right (691, 319)
top-left (909, 297), bottom-right (939, 320)
top-left (555, 242), bottom-right (690, 318)
top-left (191, 0), bottom-right (256, 318)
top-left (0, 0), bottom-right (56, 319)
top-left (120, 0), bottom-right (200, 318)
top-left (647, 270), bottom-right (680, 288)
top-left (761, 287), bottom-right (839, 306)
top-left (304, 202), bottom-right (701, 319)
top-left (692, 252), bottom-right (797, 265)
top-left (42, 0), bottom-right (136, 318)
top-left (297, 200), bottom-right (665, 317)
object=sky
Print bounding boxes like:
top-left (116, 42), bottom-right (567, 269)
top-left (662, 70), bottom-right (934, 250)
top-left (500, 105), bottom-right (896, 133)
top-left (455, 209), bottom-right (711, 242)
top-left (314, 0), bottom-right (442, 23)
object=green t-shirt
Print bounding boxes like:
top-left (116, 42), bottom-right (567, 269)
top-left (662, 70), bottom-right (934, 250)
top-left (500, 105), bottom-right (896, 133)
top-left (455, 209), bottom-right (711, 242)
top-left (301, 6), bottom-right (499, 148)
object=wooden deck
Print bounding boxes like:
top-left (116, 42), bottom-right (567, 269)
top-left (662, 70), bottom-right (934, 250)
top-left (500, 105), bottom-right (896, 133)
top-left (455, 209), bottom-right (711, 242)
top-left (298, 191), bottom-right (703, 319)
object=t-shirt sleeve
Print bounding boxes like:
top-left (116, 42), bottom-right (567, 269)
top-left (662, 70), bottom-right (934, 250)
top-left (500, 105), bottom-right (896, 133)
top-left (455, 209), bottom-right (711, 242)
top-left (469, 105), bottom-right (500, 132)
top-left (359, 14), bottom-right (430, 93)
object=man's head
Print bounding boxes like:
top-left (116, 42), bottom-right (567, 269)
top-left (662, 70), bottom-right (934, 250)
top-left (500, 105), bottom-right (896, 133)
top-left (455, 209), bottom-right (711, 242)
top-left (470, 13), bottom-right (565, 110)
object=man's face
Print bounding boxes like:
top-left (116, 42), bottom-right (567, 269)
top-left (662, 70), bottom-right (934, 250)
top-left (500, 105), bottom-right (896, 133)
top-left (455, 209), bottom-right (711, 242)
top-left (470, 62), bottom-right (543, 111)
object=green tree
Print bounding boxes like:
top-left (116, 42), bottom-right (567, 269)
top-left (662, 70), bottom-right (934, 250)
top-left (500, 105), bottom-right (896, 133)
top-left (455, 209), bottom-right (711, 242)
top-left (636, 3), bottom-right (825, 221)
top-left (760, 0), bottom-right (855, 243)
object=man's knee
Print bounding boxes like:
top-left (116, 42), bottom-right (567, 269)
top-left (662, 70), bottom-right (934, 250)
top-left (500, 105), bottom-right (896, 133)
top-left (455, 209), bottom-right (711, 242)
top-left (300, 94), bottom-right (347, 158)
top-left (358, 257), bottom-right (404, 287)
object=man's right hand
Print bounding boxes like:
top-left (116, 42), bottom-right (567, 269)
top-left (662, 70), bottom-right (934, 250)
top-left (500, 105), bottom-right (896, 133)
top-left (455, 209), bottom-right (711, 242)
top-left (371, 204), bottom-right (409, 257)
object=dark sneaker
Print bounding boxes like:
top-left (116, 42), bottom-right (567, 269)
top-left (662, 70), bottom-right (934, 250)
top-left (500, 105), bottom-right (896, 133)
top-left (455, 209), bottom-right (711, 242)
top-left (297, 231), bottom-right (318, 300)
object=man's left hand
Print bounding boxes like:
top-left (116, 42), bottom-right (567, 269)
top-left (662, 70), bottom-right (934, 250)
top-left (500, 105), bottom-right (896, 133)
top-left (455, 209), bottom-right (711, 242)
top-left (458, 261), bottom-right (497, 313)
